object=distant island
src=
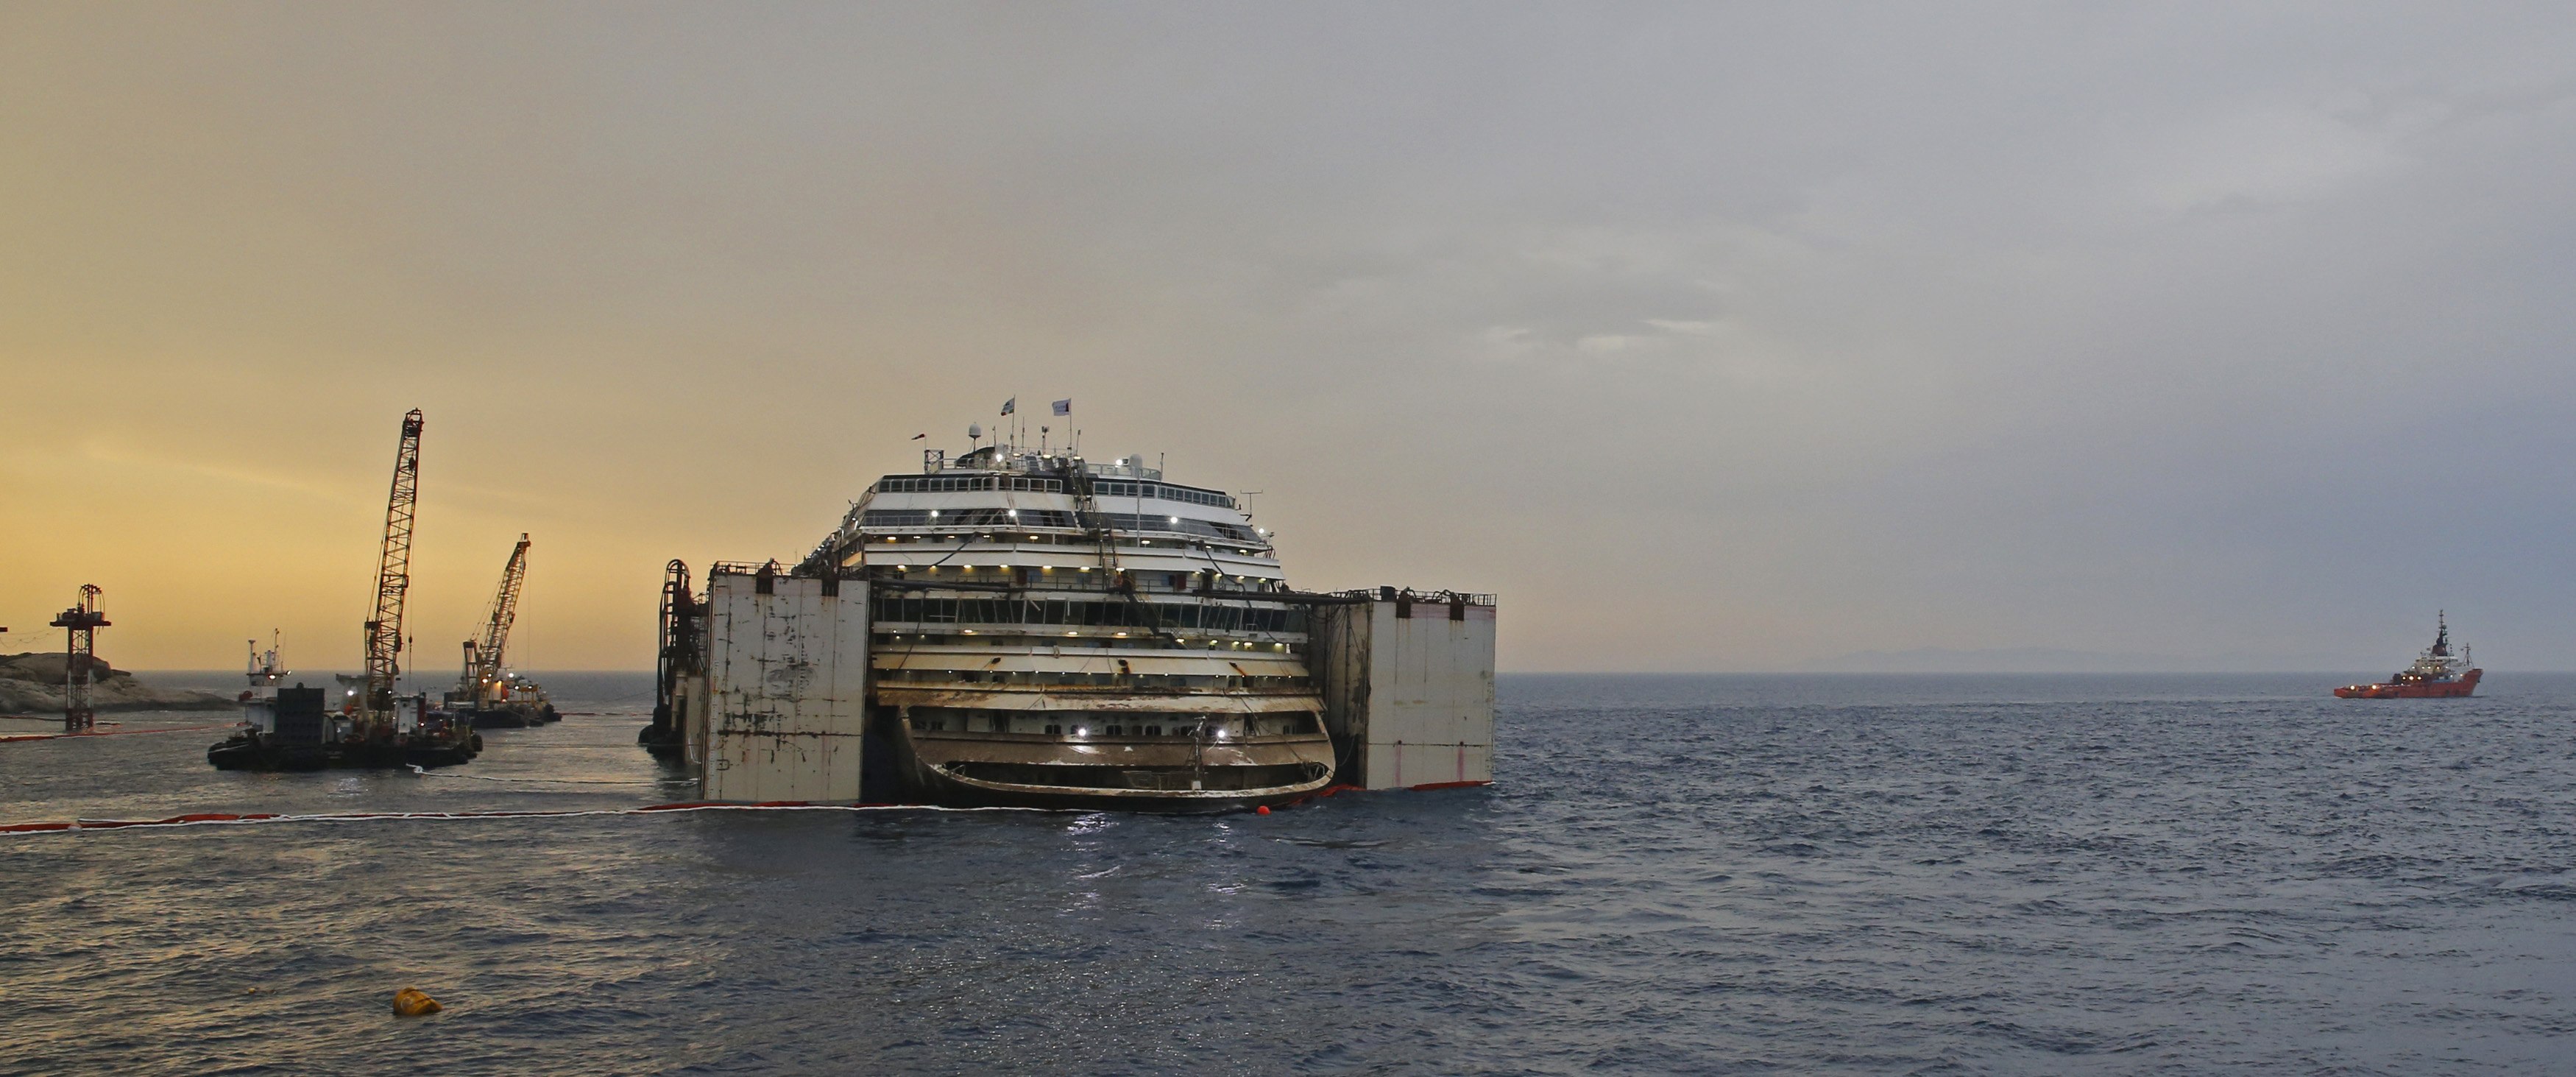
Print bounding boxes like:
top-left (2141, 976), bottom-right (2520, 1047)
top-left (0, 652), bottom-right (235, 714)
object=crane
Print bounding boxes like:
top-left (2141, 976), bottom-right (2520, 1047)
top-left (458, 534), bottom-right (531, 709)
top-left (640, 559), bottom-right (701, 758)
top-left (360, 409), bottom-right (424, 730)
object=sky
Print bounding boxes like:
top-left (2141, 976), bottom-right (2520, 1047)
top-left (4, 3), bottom-right (2575, 672)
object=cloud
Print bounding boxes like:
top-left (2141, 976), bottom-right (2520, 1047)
top-left (6, 4), bottom-right (2576, 670)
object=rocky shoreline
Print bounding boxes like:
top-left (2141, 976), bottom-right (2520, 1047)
top-left (0, 653), bottom-right (236, 713)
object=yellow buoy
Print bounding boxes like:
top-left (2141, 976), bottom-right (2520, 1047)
top-left (391, 988), bottom-right (443, 1017)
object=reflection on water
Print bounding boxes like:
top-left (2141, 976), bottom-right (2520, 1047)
top-left (5, 673), bottom-right (2575, 1073)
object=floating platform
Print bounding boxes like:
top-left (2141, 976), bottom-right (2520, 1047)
top-left (207, 735), bottom-right (480, 770)
top-left (207, 685), bottom-right (481, 771)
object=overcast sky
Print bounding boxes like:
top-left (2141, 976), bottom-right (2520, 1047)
top-left (5, 3), bottom-right (2575, 671)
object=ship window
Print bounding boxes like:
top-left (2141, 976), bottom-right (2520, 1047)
top-left (1145, 725), bottom-right (1163, 736)
top-left (1044, 724), bottom-right (1062, 735)
top-left (1105, 724), bottom-right (1124, 735)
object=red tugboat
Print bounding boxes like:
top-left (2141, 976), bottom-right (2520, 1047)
top-left (2335, 613), bottom-right (2482, 699)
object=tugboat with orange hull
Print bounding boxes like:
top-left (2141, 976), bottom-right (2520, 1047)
top-left (2335, 613), bottom-right (2481, 699)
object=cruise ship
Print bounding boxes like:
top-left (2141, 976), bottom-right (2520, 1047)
top-left (797, 435), bottom-right (1336, 810)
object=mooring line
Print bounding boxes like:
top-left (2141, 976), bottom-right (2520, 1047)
top-left (0, 800), bottom-right (1048, 836)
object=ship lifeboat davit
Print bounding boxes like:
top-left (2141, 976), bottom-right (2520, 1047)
top-left (2335, 613), bottom-right (2480, 699)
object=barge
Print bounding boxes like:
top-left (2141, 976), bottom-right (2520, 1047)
top-left (208, 638), bottom-right (482, 769)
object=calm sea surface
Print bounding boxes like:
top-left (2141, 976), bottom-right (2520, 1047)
top-left (6, 672), bottom-right (2576, 1074)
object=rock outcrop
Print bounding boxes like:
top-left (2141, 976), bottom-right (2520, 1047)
top-left (0, 652), bottom-right (236, 713)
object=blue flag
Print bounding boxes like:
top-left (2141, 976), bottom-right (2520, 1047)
top-left (1052, 398), bottom-right (1072, 416)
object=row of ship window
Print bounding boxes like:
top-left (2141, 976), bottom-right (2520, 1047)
top-left (1090, 480), bottom-right (1236, 508)
top-left (863, 538), bottom-right (1278, 566)
top-left (876, 476), bottom-right (1068, 494)
top-left (880, 668), bottom-right (1307, 689)
top-left (872, 565), bottom-right (1287, 593)
top-left (905, 712), bottom-right (1317, 737)
top-left (860, 508), bottom-right (1259, 543)
top-left (870, 475), bottom-right (1236, 509)
top-left (871, 596), bottom-right (1306, 633)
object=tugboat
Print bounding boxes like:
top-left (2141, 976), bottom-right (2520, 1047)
top-left (2335, 612), bottom-right (2483, 699)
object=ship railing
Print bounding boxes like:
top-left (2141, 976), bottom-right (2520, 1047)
top-left (845, 529), bottom-right (1274, 558)
top-left (1321, 587), bottom-right (1497, 606)
top-left (710, 562), bottom-right (1493, 608)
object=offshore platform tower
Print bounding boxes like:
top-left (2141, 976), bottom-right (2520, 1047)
top-left (48, 585), bottom-right (108, 732)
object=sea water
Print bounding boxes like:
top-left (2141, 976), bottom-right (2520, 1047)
top-left (4, 673), bottom-right (2574, 1074)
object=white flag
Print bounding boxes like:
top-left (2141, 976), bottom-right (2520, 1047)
top-left (1000, 398), bottom-right (1016, 416)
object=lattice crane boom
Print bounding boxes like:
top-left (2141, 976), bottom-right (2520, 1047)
top-left (464, 534), bottom-right (531, 701)
top-left (361, 409), bottom-right (424, 722)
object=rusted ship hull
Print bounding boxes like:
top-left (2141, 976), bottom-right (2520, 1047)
top-left (886, 715), bottom-right (1336, 813)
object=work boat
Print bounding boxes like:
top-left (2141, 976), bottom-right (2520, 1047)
top-left (802, 439), bottom-right (1337, 811)
top-left (2335, 613), bottom-right (2483, 699)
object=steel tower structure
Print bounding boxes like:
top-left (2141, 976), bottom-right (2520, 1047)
top-left (48, 585), bottom-right (107, 732)
top-left (459, 534), bottom-right (531, 707)
top-left (361, 409), bottom-right (424, 726)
